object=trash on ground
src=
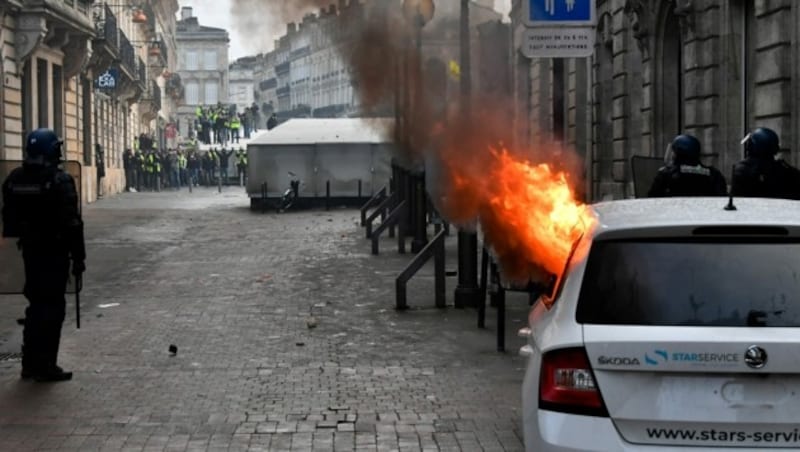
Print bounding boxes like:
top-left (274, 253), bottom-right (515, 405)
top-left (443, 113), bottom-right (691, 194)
top-left (98, 303), bottom-right (120, 309)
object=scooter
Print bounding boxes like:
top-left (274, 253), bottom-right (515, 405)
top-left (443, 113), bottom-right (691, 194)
top-left (280, 171), bottom-right (301, 211)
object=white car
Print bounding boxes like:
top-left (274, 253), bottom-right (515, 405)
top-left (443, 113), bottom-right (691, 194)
top-left (521, 197), bottom-right (800, 451)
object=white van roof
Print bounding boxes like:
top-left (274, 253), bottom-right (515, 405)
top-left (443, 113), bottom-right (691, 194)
top-left (248, 118), bottom-right (393, 146)
top-left (593, 197), bottom-right (800, 233)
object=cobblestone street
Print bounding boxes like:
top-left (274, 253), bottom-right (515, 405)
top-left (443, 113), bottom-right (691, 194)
top-left (0, 188), bottom-right (528, 451)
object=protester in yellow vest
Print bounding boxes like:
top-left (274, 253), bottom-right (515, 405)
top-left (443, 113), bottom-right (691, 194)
top-left (236, 149), bottom-right (248, 186)
top-left (231, 116), bottom-right (242, 144)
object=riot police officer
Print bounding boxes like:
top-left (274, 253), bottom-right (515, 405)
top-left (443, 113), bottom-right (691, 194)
top-left (732, 127), bottom-right (800, 199)
top-left (648, 134), bottom-right (728, 197)
top-left (1, 129), bottom-right (85, 382)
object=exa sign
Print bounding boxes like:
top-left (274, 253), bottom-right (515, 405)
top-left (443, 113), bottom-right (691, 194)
top-left (96, 69), bottom-right (119, 90)
top-left (524, 0), bottom-right (596, 26)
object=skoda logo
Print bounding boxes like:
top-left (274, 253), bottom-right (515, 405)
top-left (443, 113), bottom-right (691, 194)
top-left (744, 345), bottom-right (767, 369)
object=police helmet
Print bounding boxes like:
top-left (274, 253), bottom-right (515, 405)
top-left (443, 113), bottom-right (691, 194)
top-left (25, 128), bottom-right (63, 164)
top-left (743, 127), bottom-right (780, 158)
top-left (670, 134), bottom-right (701, 164)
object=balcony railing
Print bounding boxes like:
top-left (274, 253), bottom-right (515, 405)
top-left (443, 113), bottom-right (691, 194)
top-left (259, 78), bottom-right (278, 91)
top-left (148, 81), bottom-right (162, 111)
top-left (138, 57), bottom-right (147, 85)
top-left (290, 46), bottom-right (311, 60)
top-left (64, 0), bottom-right (94, 16)
top-left (275, 61), bottom-right (291, 75)
top-left (276, 85), bottom-right (291, 96)
top-left (142, 2), bottom-right (156, 33)
top-left (119, 32), bottom-right (136, 75)
top-left (93, 3), bottom-right (119, 51)
top-left (165, 73), bottom-right (184, 100)
top-left (148, 36), bottom-right (168, 67)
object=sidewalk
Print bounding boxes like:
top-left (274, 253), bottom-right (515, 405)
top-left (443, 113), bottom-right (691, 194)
top-left (0, 187), bottom-right (529, 451)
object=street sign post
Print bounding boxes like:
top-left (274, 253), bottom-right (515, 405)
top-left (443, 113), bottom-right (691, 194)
top-left (521, 27), bottom-right (595, 58)
top-left (524, 0), bottom-right (596, 27)
top-left (522, 0), bottom-right (597, 58)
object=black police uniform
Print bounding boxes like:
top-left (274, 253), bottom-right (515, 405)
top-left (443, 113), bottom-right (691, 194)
top-left (1, 132), bottom-right (85, 381)
top-left (648, 134), bottom-right (728, 198)
top-left (267, 115), bottom-right (278, 131)
top-left (732, 158), bottom-right (800, 200)
top-left (648, 163), bottom-right (728, 197)
top-left (732, 128), bottom-right (800, 200)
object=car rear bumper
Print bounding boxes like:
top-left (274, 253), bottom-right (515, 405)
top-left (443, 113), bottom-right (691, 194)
top-left (525, 410), bottom-right (785, 452)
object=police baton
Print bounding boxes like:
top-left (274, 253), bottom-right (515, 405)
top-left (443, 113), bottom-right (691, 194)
top-left (75, 275), bottom-right (82, 329)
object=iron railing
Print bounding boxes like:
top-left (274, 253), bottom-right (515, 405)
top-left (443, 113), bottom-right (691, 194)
top-left (94, 4), bottom-right (119, 51)
top-left (151, 81), bottom-right (162, 111)
top-left (137, 57), bottom-right (147, 85)
top-left (275, 61), bottom-right (291, 74)
top-left (119, 32), bottom-right (135, 75)
top-left (259, 78), bottom-right (278, 91)
top-left (142, 2), bottom-right (156, 33)
top-left (149, 36), bottom-right (169, 66)
top-left (290, 46), bottom-right (311, 59)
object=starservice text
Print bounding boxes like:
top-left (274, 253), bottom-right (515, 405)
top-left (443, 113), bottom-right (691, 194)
top-left (670, 352), bottom-right (738, 363)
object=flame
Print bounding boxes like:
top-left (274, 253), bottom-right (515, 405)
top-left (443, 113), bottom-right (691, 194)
top-left (441, 146), bottom-right (597, 285)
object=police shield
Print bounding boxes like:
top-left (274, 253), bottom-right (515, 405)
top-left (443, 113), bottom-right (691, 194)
top-left (0, 160), bottom-right (82, 295)
top-left (631, 155), bottom-right (665, 198)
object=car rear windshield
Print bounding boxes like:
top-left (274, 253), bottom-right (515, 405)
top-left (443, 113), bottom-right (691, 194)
top-left (576, 239), bottom-right (800, 327)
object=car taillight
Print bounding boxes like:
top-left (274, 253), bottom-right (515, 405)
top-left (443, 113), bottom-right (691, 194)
top-left (539, 347), bottom-right (608, 417)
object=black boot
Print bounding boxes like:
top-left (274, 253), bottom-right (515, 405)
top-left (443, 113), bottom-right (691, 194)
top-left (32, 365), bottom-right (72, 382)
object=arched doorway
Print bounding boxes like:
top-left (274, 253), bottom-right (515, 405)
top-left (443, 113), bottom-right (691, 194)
top-left (654, 1), bottom-right (683, 158)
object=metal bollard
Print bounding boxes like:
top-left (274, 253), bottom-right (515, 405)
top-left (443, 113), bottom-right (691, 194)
top-left (261, 182), bottom-right (267, 213)
top-left (218, 173), bottom-right (222, 193)
top-left (326, 180), bottom-right (331, 211)
top-left (497, 285), bottom-right (506, 352)
top-left (358, 179), bottom-right (362, 198)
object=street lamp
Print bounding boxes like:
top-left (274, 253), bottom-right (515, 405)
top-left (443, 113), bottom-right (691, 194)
top-left (454, 0), bottom-right (480, 309)
top-left (402, 0), bottom-right (435, 25)
top-left (402, 0), bottom-right (435, 254)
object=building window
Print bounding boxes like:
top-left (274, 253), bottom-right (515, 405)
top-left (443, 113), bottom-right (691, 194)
top-left (82, 77), bottom-right (92, 165)
top-left (22, 57), bottom-right (66, 141)
top-left (22, 60), bottom-right (32, 138)
top-left (37, 59), bottom-right (49, 128)
top-left (203, 50), bottom-right (217, 70)
top-left (186, 50), bottom-right (199, 70)
top-left (204, 81), bottom-right (218, 105)
top-left (185, 81), bottom-right (199, 105)
top-left (52, 64), bottom-right (63, 139)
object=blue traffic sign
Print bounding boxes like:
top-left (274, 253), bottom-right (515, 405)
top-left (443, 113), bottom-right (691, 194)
top-left (526, 0), bottom-right (595, 25)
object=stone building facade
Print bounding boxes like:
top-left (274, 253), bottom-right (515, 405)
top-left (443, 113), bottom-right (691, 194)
top-left (141, 0), bottom-right (181, 151)
top-left (175, 7), bottom-right (229, 140)
top-left (253, 50), bottom-right (277, 129)
top-left (0, 0), bottom-right (179, 204)
top-left (511, 0), bottom-right (800, 201)
top-left (252, 0), bottom-right (502, 122)
top-left (228, 56), bottom-right (255, 113)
